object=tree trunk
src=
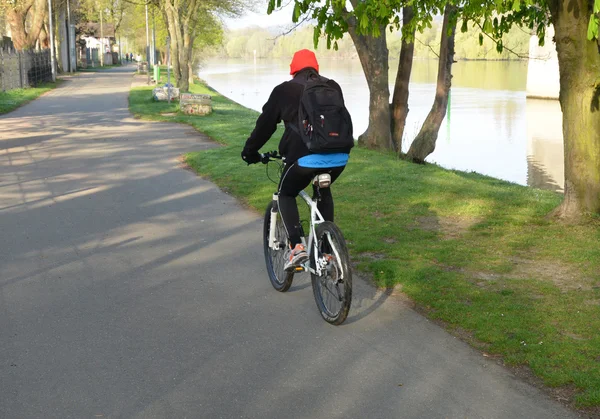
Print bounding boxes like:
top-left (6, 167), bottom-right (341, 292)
top-left (163, 0), bottom-right (194, 92)
top-left (391, 6), bottom-right (415, 155)
top-left (348, 25), bottom-right (393, 151)
top-left (6, 9), bottom-right (29, 50)
top-left (164, 2), bottom-right (183, 90)
top-left (188, 37), bottom-right (195, 86)
top-left (5, 0), bottom-right (46, 51)
top-left (406, 4), bottom-right (457, 163)
top-left (178, 32), bottom-right (191, 92)
top-left (188, 61), bottom-right (194, 85)
top-left (58, 5), bottom-right (68, 72)
top-left (549, 0), bottom-right (600, 220)
top-left (39, 25), bottom-right (49, 49)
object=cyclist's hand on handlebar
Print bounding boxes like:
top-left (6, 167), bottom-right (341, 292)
top-left (260, 150), bottom-right (278, 164)
top-left (241, 148), bottom-right (261, 165)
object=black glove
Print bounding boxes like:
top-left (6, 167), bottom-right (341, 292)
top-left (241, 148), bottom-right (261, 165)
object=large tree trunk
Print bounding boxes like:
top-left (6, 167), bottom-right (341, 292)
top-left (406, 4), bottom-right (457, 163)
top-left (163, 0), bottom-right (193, 92)
top-left (6, 0), bottom-right (47, 50)
top-left (164, 2), bottom-right (184, 90)
top-left (178, 32), bottom-right (191, 92)
top-left (6, 9), bottom-right (29, 50)
top-left (188, 37), bottom-right (195, 86)
top-left (58, 5), bottom-right (68, 72)
top-left (348, 25), bottom-right (393, 151)
top-left (39, 25), bottom-right (49, 49)
top-left (549, 0), bottom-right (600, 220)
top-left (391, 6), bottom-right (415, 155)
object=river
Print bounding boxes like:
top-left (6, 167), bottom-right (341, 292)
top-left (199, 58), bottom-right (564, 192)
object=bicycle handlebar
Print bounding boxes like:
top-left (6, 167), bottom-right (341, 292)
top-left (260, 151), bottom-right (282, 164)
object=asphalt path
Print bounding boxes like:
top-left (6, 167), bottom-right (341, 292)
top-left (0, 66), bottom-right (580, 418)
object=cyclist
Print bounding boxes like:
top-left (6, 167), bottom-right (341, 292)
top-left (241, 49), bottom-right (353, 271)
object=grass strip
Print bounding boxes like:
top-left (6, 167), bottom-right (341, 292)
top-left (0, 81), bottom-right (61, 114)
top-left (130, 76), bottom-right (600, 410)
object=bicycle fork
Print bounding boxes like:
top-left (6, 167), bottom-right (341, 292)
top-left (269, 194), bottom-right (279, 250)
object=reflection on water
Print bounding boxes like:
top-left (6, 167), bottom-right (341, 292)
top-left (526, 99), bottom-right (564, 192)
top-left (199, 58), bottom-right (564, 192)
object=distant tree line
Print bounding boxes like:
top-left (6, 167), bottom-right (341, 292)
top-left (209, 23), bottom-right (530, 61)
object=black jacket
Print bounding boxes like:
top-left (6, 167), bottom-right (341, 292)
top-left (243, 68), bottom-right (351, 164)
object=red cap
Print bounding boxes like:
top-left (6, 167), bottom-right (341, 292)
top-left (289, 49), bottom-right (319, 75)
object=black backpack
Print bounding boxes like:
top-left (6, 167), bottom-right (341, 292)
top-left (289, 70), bottom-right (354, 153)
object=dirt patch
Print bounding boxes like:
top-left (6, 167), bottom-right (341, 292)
top-left (561, 331), bottom-right (588, 341)
top-left (412, 215), bottom-right (439, 232)
top-left (440, 216), bottom-right (483, 239)
top-left (411, 215), bottom-right (482, 239)
top-left (383, 237), bottom-right (397, 244)
top-left (372, 211), bottom-right (384, 220)
top-left (437, 256), bottom-right (591, 293)
top-left (473, 272), bottom-right (501, 281)
top-left (358, 252), bottom-right (386, 260)
top-left (509, 257), bottom-right (593, 292)
top-left (177, 155), bottom-right (196, 173)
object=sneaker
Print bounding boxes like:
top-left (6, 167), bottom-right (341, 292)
top-left (284, 244), bottom-right (309, 271)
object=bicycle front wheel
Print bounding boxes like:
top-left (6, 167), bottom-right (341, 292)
top-left (311, 221), bottom-right (352, 325)
top-left (263, 201), bottom-right (294, 292)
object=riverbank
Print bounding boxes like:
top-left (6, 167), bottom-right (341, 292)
top-left (0, 81), bottom-right (61, 114)
top-left (129, 77), bottom-right (600, 413)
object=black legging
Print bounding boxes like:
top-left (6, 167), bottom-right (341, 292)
top-left (278, 163), bottom-right (345, 247)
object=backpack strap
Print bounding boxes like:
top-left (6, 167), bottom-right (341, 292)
top-left (288, 70), bottom-right (331, 138)
top-left (288, 70), bottom-right (317, 136)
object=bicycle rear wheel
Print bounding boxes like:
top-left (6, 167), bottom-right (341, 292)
top-left (311, 221), bottom-right (352, 325)
top-left (263, 201), bottom-right (294, 292)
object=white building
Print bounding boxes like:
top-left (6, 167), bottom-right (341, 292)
top-left (526, 26), bottom-right (560, 100)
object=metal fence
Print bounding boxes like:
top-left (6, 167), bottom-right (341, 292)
top-left (0, 48), bottom-right (52, 92)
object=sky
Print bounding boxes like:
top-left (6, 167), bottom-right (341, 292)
top-left (222, 0), bottom-right (297, 30)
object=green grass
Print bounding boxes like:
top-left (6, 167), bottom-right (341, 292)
top-left (0, 82), bottom-right (60, 114)
top-left (129, 78), bottom-right (600, 410)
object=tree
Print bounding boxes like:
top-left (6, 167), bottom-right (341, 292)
top-left (406, 4), bottom-right (457, 162)
top-left (346, 19), bottom-right (394, 150)
top-left (463, 0), bottom-right (600, 219)
top-left (226, 34), bottom-right (249, 57)
top-left (4, 0), bottom-right (48, 50)
top-left (391, 6), bottom-right (416, 156)
top-left (550, 0), bottom-right (600, 219)
top-left (246, 30), bottom-right (275, 58)
top-left (157, 0), bottom-right (243, 92)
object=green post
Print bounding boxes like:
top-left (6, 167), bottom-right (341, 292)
top-left (153, 65), bottom-right (160, 84)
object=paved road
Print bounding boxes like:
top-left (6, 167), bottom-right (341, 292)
top-left (0, 67), bottom-right (580, 419)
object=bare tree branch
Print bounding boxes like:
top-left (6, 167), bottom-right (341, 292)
top-left (269, 11), bottom-right (313, 40)
top-left (474, 22), bottom-right (532, 60)
top-left (415, 36), bottom-right (439, 58)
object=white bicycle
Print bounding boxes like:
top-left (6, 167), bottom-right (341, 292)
top-left (260, 151), bottom-right (352, 325)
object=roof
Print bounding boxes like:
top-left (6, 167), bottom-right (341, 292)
top-left (77, 22), bottom-right (116, 38)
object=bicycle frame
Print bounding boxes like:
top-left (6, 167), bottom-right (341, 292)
top-left (268, 190), bottom-right (344, 279)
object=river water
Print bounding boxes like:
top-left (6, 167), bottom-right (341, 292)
top-left (199, 58), bottom-right (564, 192)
